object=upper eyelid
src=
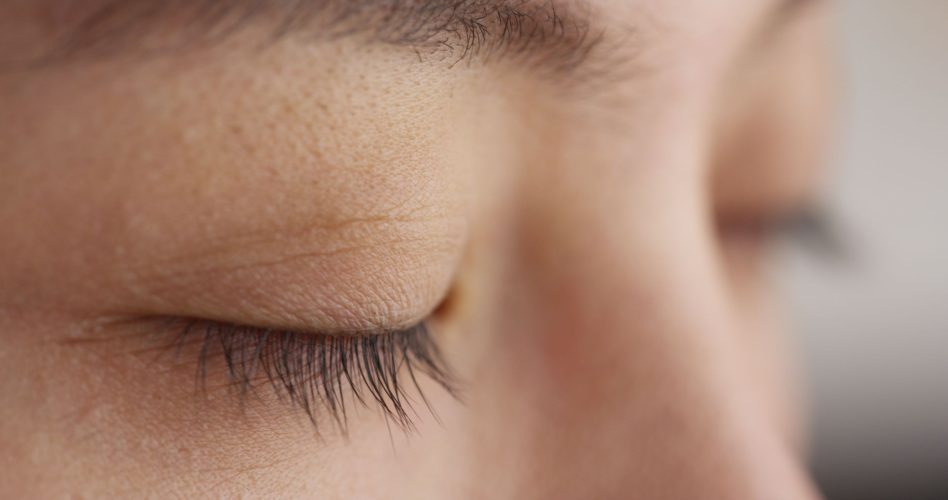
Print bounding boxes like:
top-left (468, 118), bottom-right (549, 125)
top-left (93, 212), bottom-right (462, 335)
top-left (718, 204), bottom-right (851, 263)
top-left (167, 314), bottom-right (432, 338)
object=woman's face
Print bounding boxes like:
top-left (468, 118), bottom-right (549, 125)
top-left (0, 0), bottom-right (833, 498)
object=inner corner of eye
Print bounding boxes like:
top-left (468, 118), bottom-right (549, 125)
top-left (428, 284), bottom-right (461, 319)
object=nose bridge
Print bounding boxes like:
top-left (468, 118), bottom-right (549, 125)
top-left (490, 187), bottom-right (819, 499)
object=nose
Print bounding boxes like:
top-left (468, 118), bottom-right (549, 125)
top-left (475, 179), bottom-right (822, 500)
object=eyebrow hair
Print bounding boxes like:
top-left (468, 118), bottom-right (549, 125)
top-left (34, 0), bottom-right (613, 78)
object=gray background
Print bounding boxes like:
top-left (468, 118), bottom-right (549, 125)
top-left (783, 0), bottom-right (948, 498)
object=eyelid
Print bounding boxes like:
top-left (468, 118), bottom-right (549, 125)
top-left (775, 206), bottom-right (851, 263)
top-left (718, 204), bottom-right (851, 263)
top-left (162, 317), bottom-right (458, 432)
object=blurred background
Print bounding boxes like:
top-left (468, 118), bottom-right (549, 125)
top-left (782, 0), bottom-right (948, 499)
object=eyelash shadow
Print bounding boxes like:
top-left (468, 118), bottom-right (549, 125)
top-left (165, 318), bottom-right (458, 434)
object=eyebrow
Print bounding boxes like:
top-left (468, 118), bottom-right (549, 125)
top-left (36, 0), bottom-right (612, 78)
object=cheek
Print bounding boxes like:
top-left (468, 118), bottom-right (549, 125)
top-left (0, 311), bottom-right (408, 498)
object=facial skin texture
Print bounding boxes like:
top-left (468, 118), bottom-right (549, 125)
top-left (0, 0), bottom-right (833, 498)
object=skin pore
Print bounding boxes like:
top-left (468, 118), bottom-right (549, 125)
top-left (0, 0), bottom-right (832, 498)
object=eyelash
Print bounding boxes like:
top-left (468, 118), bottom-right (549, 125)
top-left (719, 205), bottom-right (849, 261)
top-left (163, 318), bottom-right (457, 433)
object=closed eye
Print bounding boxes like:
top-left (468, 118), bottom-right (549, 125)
top-left (159, 317), bottom-right (458, 434)
top-left (718, 204), bottom-right (850, 263)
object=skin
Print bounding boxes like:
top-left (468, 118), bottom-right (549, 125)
top-left (0, 0), bottom-right (833, 498)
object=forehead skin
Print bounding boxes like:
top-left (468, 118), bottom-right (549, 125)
top-left (0, 0), bottom-right (829, 498)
